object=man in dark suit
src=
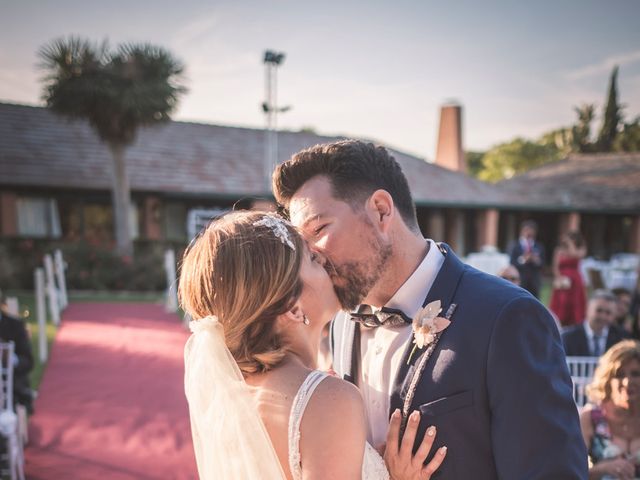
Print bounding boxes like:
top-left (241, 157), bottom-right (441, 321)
top-left (562, 289), bottom-right (630, 357)
top-left (274, 140), bottom-right (587, 479)
top-left (0, 295), bottom-right (35, 413)
top-left (508, 220), bottom-right (545, 298)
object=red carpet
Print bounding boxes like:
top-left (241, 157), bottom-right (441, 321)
top-left (25, 303), bottom-right (198, 480)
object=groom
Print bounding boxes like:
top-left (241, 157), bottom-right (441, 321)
top-left (273, 140), bottom-right (587, 479)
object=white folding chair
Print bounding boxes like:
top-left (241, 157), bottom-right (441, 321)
top-left (15, 406), bottom-right (27, 446)
top-left (566, 356), bottom-right (600, 408)
top-left (0, 342), bottom-right (25, 480)
top-left (465, 250), bottom-right (510, 276)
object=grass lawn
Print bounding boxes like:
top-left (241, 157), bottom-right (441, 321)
top-left (5, 290), bottom-right (165, 391)
top-left (540, 279), bottom-right (552, 307)
top-left (67, 290), bottom-right (165, 303)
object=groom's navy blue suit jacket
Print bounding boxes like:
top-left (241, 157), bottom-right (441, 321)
top-left (331, 244), bottom-right (587, 479)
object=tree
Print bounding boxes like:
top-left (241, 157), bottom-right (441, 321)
top-left (39, 37), bottom-right (187, 257)
top-left (465, 151), bottom-right (485, 177)
top-left (596, 66), bottom-right (622, 152)
top-left (467, 66), bottom-right (637, 182)
top-left (615, 117), bottom-right (640, 151)
top-left (571, 104), bottom-right (596, 153)
top-left (477, 138), bottom-right (560, 182)
top-left (538, 127), bottom-right (574, 157)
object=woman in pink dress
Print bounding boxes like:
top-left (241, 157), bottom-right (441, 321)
top-left (550, 231), bottom-right (587, 327)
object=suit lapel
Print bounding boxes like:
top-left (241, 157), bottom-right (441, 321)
top-left (578, 326), bottom-right (590, 355)
top-left (389, 243), bottom-right (466, 416)
top-left (606, 327), bottom-right (621, 351)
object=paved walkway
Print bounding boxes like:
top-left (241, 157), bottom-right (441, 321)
top-left (25, 303), bottom-right (197, 479)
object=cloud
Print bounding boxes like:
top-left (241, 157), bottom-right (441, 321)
top-left (0, 68), bottom-right (40, 103)
top-left (565, 50), bottom-right (640, 80)
top-left (171, 11), bottom-right (220, 50)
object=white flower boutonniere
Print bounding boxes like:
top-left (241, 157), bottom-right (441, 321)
top-left (407, 300), bottom-right (451, 364)
top-left (400, 300), bottom-right (457, 435)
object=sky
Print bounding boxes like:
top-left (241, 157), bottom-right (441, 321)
top-left (1, 0), bottom-right (639, 159)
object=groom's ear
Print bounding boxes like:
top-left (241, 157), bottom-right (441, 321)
top-left (367, 189), bottom-right (394, 234)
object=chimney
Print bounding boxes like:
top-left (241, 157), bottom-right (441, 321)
top-left (435, 102), bottom-right (466, 173)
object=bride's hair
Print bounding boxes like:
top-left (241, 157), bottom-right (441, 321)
top-left (178, 210), bottom-right (304, 374)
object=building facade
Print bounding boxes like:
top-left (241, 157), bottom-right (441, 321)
top-left (1, 102), bottom-right (638, 264)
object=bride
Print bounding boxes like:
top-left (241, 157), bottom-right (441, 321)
top-left (179, 211), bottom-right (446, 479)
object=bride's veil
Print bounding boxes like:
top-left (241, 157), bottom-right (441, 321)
top-left (184, 316), bottom-right (286, 480)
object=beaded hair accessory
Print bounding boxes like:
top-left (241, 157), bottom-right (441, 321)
top-left (252, 214), bottom-right (296, 250)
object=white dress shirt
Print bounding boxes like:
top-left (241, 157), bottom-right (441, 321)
top-left (583, 322), bottom-right (608, 357)
top-left (358, 239), bottom-right (445, 446)
top-left (520, 236), bottom-right (532, 252)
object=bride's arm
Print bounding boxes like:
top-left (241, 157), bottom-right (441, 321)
top-left (299, 376), bottom-right (366, 480)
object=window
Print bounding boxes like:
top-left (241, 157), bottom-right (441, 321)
top-left (164, 202), bottom-right (187, 241)
top-left (16, 197), bottom-right (61, 238)
top-left (81, 202), bottom-right (139, 243)
top-left (187, 208), bottom-right (228, 240)
top-left (129, 203), bottom-right (139, 240)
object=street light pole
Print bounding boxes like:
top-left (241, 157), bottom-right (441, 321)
top-left (262, 50), bottom-right (290, 192)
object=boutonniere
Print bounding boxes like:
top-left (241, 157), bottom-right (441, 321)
top-left (407, 300), bottom-right (451, 364)
top-left (400, 301), bottom-right (457, 436)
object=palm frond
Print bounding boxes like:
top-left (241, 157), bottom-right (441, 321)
top-left (38, 36), bottom-right (187, 145)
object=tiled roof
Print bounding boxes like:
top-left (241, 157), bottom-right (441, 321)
top-left (0, 102), bottom-right (506, 207)
top-left (498, 153), bottom-right (640, 213)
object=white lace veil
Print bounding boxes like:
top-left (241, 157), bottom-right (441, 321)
top-left (184, 316), bottom-right (286, 480)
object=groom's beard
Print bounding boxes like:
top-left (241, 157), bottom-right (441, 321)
top-left (326, 242), bottom-right (392, 311)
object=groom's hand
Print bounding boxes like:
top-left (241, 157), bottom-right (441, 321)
top-left (384, 409), bottom-right (447, 480)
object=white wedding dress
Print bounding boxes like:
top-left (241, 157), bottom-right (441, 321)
top-left (185, 317), bottom-right (389, 480)
top-left (288, 370), bottom-right (390, 480)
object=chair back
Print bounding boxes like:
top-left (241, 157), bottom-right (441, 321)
top-left (465, 250), bottom-right (510, 276)
top-left (0, 342), bottom-right (14, 411)
top-left (566, 356), bottom-right (599, 407)
top-left (0, 341), bottom-right (24, 480)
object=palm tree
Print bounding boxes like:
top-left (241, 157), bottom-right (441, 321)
top-left (571, 104), bottom-right (596, 153)
top-left (39, 36), bottom-right (187, 257)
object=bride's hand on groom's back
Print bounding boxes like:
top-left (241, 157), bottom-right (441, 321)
top-left (384, 409), bottom-right (447, 480)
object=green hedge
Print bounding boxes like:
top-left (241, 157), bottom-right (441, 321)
top-left (0, 238), bottom-right (187, 291)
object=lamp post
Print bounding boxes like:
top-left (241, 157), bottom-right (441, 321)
top-left (262, 50), bottom-right (291, 191)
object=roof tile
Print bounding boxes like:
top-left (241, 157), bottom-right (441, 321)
top-left (1, 102), bottom-right (506, 207)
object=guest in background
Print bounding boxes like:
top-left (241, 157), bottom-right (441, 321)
top-left (0, 291), bottom-right (35, 414)
top-left (580, 340), bottom-right (640, 480)
top-left (549, 231), bottom-right (587, 327)
top-left (509, 220), bottom-right (545, 298)
top-left (562, 290), bottom-right (630, 357)
top-left (497, 264), bottom-right (521, 286)
top-left (613, 287), bottom-right (634, 334)
top-left (498, 264), bottom-right (564, 331)
top-left (631, 270), bottom-right (640, 328)
top-left (631, 307), bottom-right (640, 343)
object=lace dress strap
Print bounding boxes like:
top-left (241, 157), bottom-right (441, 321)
top-left (288, 370), bottom-right (329, 480)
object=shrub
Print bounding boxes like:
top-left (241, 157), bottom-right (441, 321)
top-left (0, 238), bottom-right (186, 291)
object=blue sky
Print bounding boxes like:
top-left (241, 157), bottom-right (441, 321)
top-left (1, 0), bottom-right (639, 158)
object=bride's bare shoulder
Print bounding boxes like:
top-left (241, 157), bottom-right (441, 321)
top-left (312, 375), bottom-right (364, 410)
top-left (302, 375), bottom-right (366, 439)
top-left (299, 375), bottom-right (366, 477)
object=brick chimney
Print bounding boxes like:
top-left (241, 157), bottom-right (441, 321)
top-left (435, 102), bottom-right (466, 173)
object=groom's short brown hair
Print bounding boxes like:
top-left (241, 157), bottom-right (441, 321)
top-left (272, 140), bottom-right (418, 230)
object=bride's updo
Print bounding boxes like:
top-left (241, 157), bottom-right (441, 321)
top-left (178, 211), bottom-right (305, 374)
